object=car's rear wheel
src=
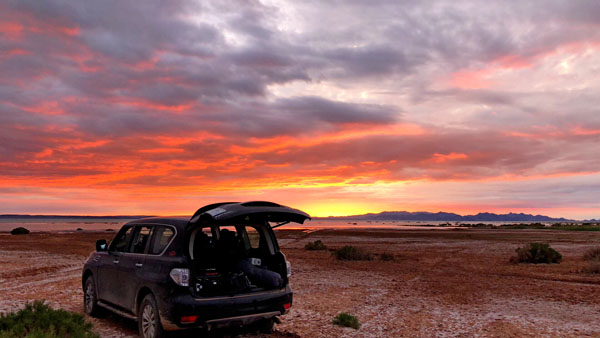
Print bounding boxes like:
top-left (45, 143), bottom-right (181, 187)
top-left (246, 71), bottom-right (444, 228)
top-left (257, 318), bottom-right (275, 333)
top-left (139, 294), bottom-right (164, 338)
top-left (83, 277), bottom-right (101, 316)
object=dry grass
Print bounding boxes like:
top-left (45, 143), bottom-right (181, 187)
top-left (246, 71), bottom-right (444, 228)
top-left (333, 245), bottom-right (373, 261)
top-left (304, 240), bottom-right (327, 251)
top-left (581, 262), bottom-right (600, 274)
top-left (583, 247), bottom-right (600, 261)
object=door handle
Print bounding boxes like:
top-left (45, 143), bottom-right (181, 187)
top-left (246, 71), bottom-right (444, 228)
top-left (113, 259), bottom-right (120, 264)
top-left (135, 263), bottom-right (143, 268)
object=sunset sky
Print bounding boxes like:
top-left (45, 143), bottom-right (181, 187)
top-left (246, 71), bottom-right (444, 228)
top-left (1, 1), bottom-right (599, 219)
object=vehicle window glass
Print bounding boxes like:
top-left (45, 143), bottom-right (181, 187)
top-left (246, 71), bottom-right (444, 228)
top-left (130, 226), bottom-right (152, 254)
top-left (202, 227), bottom-right (213, 237)
top-left (218, 226), bottom-right (237, 239)
top-left (150, 226), bottom-right (174, 254)
top-left (218, 226), bottom-right (240, 249)
top-left (191, 226), bottom-right (216, 261)
top-left (200, 227), bottom-right (214, 247)
top-left (245, 226), bottom-right (260, 249)
top-left (111, 227), bottom-right (134, 252)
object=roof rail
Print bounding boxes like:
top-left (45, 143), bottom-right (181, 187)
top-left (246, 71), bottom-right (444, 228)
top-left (240, 201), bottom-right (281, 207)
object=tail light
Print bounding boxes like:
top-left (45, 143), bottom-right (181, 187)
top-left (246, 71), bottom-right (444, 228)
top-left (286, 260), bottom-right (292, 278)
top-left (180, 315), bottom-right (197, 324)
top-left (169, 268), bottom-right (190, 286)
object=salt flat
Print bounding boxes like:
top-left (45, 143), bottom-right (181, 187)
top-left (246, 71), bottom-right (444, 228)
top-left (1, 229), bottom-right (600, 337)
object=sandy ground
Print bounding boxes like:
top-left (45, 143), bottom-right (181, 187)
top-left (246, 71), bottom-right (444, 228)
top-left (2, 229), bottom-right (600, 337)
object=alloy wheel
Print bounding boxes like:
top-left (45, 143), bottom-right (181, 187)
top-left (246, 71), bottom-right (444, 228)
top-left (84, 281), bottom-right (94, 314)
top-left (141, 303), bottom-right (156, 338)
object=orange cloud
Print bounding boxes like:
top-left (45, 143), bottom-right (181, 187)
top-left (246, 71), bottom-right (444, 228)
top-left (0, 21), bottom-right (24, 39)
top-left (113, 98), bottom-right (194, 113)
top-left (431, 152), bottom-right (468, 163)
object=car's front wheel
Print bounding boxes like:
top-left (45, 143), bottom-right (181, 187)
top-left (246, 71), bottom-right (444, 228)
top-left (139, 294), bottom-right (164, 338)
top-left (83, 277), bottom-right (101, 316)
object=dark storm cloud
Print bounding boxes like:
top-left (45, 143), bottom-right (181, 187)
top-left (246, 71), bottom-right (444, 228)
top-left (10, 0), bottom-right (219, 62)
top-left (2, 0), bottom-right (600, 193)
top-left (217, 96), bottom-right (399, 137)
top-left (322, 46), bottom-right (412, 77)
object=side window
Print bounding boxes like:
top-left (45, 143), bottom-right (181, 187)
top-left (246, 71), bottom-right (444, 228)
top-left (130, 226), bottom-right (153, 254)
top-left (111, 227), bottom-right (134, 252)
top-left (246, 226), bottom-right (260, 249)
top-left (241, 225), bottom-right (272, 254)
top-left (150, 226), bottom-right (175, 255)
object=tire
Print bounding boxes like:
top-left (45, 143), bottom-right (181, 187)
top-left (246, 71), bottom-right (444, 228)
top-left (257, 318), bottom-right (275, 334)
top-left (83, 277), bottom-right (101, 317)
top-left (138, 294), bottom-right (164, 338)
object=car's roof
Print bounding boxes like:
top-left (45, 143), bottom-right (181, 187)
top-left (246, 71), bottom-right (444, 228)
top-left (124, 216), bottom-right (189, 230)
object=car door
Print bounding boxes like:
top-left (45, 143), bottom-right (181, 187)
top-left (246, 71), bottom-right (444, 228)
top-left (117, 225), bottom-right (153, 312)
top-left (97, 226), bottom-right (133, 306)
top-left (142, 224), bottom-right (176, 279)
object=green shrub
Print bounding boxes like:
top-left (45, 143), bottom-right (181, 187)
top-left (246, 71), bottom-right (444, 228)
top-left (0, 300), bottom-right (98, 338)
top-left (510, 243), bottom-right (562, 264)
top-left (334, 246), bottom-right (373, 261)
top-left (379, 253), bottom-right (395, 261)
top-left (305, 240), bottom-right (327, 251)
top-left (332, 312), bottom-right (360, 329)
top-left (10, 227), bottom-right (30, 235)
top-left (583, 248), bottom-right (600, 261)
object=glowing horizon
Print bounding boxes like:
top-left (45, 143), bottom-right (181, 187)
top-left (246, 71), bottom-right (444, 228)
top-left (1, 1), bottom-right (599, 220)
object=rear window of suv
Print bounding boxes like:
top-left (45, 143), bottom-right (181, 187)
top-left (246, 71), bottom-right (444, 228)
top-left (150, 226), bottom-right (174, 254)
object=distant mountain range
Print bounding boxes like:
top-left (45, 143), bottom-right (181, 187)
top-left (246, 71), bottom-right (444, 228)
top-left (1, 212), bottom-right (593, 222)
top-left (319, 211), bottom-right (573, 222)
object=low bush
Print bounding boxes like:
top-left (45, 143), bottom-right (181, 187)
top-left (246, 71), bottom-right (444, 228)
top-left (510, 243), bottom-right (562, 264)
top-left (549, 224), bottom-right (600, 231)
top-left (10, 227), bottom-right (30, 235)
top-left (0, 300), bottom-right (98, 338)
top-left (332, 312), bottom-right (360, 329)
top-left (583, 248), bottom-right (600, 261)
top-left (304, 240), bottom-right (327, 251)
top-left (379, 253), bottom-right (395, 261)
top-left (334, 246), bottom-right (373, 261)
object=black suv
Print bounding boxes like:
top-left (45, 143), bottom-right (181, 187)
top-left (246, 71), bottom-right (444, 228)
top-left (82, 201), bottom-right (309, 338)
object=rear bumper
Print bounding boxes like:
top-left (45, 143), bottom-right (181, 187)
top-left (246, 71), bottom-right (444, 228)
top-left (205, 311), bottom-right (280, 330)
top-left (159, 286), bottom-right (293, 331)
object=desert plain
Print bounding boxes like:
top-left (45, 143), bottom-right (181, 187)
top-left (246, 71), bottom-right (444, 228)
top-left (2, 228), bottom-right (600, 337)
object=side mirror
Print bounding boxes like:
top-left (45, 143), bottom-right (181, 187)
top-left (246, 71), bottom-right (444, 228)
top-left (96, 239), bottom-right (108, 252)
